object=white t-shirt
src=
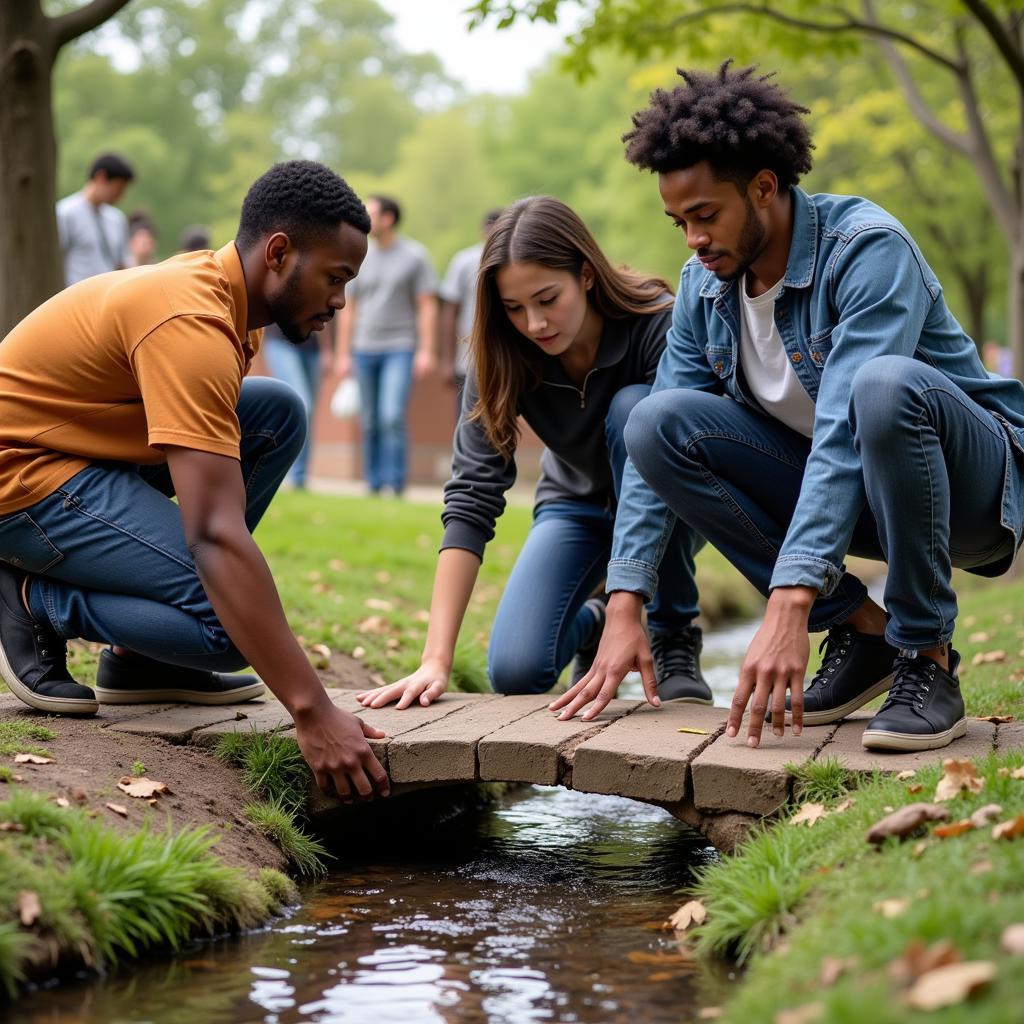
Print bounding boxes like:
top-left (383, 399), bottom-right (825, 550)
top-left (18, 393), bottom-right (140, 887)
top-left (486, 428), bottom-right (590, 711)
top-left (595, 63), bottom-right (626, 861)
top-left (738, 275), bottom-right (816, 438)
top-left (55, 191), bottom-right (130, 287)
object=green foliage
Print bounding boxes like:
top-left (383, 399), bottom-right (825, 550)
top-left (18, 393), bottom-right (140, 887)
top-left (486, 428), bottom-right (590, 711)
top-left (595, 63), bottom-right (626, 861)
top-left (215, 729), bottom-right (311, 818)
top-left (787, 757), bottom-right (855, 804)
top-left (245, 800), bottom-right (330, 878)
top-left (130, 760), bottom-right (146, 777)
top-left (0, 722), bottom-right (57, 759)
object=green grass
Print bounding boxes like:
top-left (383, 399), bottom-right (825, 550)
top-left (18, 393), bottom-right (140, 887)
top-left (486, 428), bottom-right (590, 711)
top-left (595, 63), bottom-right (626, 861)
top-left (695, 752), bottom-right (1024, 1023)
top-left (0, 722), bottom-right (56, 759)
top-left (130, 760), bottom-right (146, 777)
top-left (245, 799), bottom-right (330, 878)
top-left (0, 790), bottom-right (297, 999)
top-left (787, 756), bottom-right (857, 804)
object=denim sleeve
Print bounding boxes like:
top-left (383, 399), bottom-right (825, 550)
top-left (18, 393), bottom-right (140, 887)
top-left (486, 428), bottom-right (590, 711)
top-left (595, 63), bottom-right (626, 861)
top-left (607, 273), bottom-right (720, 597)
top-left (440, 371), bottom-right (516, 561)
top-left (771, 228), bottom-right (936, 595)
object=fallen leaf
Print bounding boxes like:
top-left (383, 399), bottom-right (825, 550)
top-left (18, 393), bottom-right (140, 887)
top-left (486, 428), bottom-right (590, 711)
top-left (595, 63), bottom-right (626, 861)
top-left (866, 803), bottom-right (950, 844)
top-left (352, 646), bottom-right (366, 659)
top-left (873, 898), bottom-right (909, 918)
top-left (105, 802), bottom-right (129, 818)
top-left (309, 643), bottom-right (331, 669)
top-left (975, 715), bottom-right (1014, 724)
top-left (968, 859), bottom-right (993, 875)
top-left (819, 955), bottom-right (858, 987)
top-left (647, 971), bottom-right (675, 982)
top-left (971, 649), bottom-right (1006, 666)
top-left (969, 804), bottom-right (1003, 828)
top-left (998, 768), bottom-right (1011, 778)
top-left (935, 759), bottom-right (984, 801)
top-left (1012, 767), bottom-right (1024, 780)
top-left (626, 950), bottom-right (694, 966)
top-left (54, 797), bottom-right (70, 809)
top-left (364, 598), bottom-right (393, 611)
top-left (117, 776), bottom-right (171, 799)
top-left (774, 1005), bottom-right (823, 1024)
top-left (663, 900), bottom-right (707, 932)
top-left (677, 727), bottom-right (709, 735)
top-left (992, 813), bottom-right (1024, 840)
top-left (968, 631), bottom-right (991, 643)
top-left (833, 798), bottom-right (854, 814)
top-left (907, 784), bottom-right (924, 794)
top-left (1001, 924), bottom-right (1024, 956)
top-left (912, 840), bottom-right (929, 858)
top-left (896, 770), bottom-right (917, 781)
top-left (791, 802), bottom-right (829, 827)
top-left (13, 754), bottom-right (54, 765)
top-left (16, 891), bottom-right (41, 927)
top-left (934, 819), bottom-right (974, 838)
top-left (889, 938), bottom-right (960, 984)
top-left (0, 822), bottom-right (26, 832)
top-left (904, 961), bottom-right (995, 1011)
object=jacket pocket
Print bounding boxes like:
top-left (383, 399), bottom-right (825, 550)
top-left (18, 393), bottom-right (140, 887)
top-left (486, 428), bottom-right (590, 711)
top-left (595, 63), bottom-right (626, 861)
top-left (808, 327), bottom-right (833, 369)
top-left (0, 513), bottom-right (64, 573)
top-left (705, 346), bottom-right (733, 379)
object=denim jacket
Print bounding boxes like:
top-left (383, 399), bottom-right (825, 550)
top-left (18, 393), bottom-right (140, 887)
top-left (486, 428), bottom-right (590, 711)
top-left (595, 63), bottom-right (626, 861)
top-left (607, 188), bottom-right (1024, 600)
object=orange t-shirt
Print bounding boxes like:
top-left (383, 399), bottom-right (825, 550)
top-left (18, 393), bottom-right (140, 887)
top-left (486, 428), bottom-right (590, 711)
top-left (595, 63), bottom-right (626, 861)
top-left (0, 243), bottom-right (263, 515)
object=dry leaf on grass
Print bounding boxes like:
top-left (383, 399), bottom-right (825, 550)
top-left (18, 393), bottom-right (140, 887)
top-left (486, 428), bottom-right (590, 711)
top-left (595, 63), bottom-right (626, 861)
top-left (13, 754), bottom-right (54, 765)
top-left (117, 776), bottom-right (171, 799)
top-left (833, 798), bottom-right (854, 814)
top-left (873, 898), bottom-right (909, 919)
top-left (971, 650), bottom-right (1006, 666)
top-left (819, 955), bottom-right (859, 987)
top-left (968, 631), bottom-right (991, 643)
top-left (969, 804), bottom-right (1003, 828)
top-left (896, 770), bottom-right (917, 781)
top-left (935, 759), bottom-right (984, 801)
top-left (352, 646), bottom-right (366, 659)
top-left (907, 784), bottom-right (924, 794)
top-left (992, 813), bottom-right (1024, 840)
top-left (356, 616), bottom-right (390, 635)
top-left (774, 1004), bottom-right (824, 1024)
top-left (1012, 767), bottom-right (1024, 780)
top-left (663, 900), bottom-right (707, 932)
top-left (904, 961), bottom-right (995, 1011)
top-left (105, 802), bottom-right (129, 818)
top-left (16, 890), bottom-right (41, 927)
top-left (364, 598), bottom-right (393, 611)
top-left (888, 938), bottom-right (960, 985)
top-left (1001, 924), bottom-right (1024, 956)
top-left (53, 797), bottom-right (70, 809)
top-left (0, 822), bottom-right (26, 833)
top-left (791, 803), bottom-right (829, 827)
top-left (933, 819), bottom-right (974, 839)
top-left (866, 803), bottom-right (949, 844)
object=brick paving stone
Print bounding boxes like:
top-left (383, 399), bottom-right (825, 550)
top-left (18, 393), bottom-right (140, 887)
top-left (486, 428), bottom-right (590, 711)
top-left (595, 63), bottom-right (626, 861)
top-left (571, 704), bottom-right (728, 802)
top-left (388, 695), bottom-right (546, 783)
top-left (478, 700), bottom-right (640, 785)
top-left (108, 704), bottom-right (260, 740)
top-left (190, 701), bottom-right (295, 746)
top-left (995, 720), bottom-right (1024, 753)
top-left (818, 716), bottom-right (996, 772)
top-left (690, 721), bottom-right (835, 815)
top-left (347, 691), bottom-right (494, 741)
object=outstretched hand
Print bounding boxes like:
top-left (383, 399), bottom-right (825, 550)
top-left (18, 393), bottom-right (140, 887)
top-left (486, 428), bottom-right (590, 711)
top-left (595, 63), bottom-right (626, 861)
top-left (548, 592), bottom-right (659, 721)
top-left (356, 658), bottom-right (449, 709)
top-left (294, 702), bottom-right (390, 801)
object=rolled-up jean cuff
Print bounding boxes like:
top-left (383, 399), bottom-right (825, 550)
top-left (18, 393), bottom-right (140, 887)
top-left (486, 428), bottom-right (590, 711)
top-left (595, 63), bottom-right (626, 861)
top-left (884, 629), bottom-right (954, 654)
top-left (806, 582), bottom-right (869, 633)
top-left (605, 559), bottom-right (657, 601)
top-left (770, 555), bottom-right (844, 596)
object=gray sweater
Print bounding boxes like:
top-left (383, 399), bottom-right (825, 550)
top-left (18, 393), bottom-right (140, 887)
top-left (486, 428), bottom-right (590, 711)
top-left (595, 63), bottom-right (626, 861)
top-left (441, 307), bottom-right (672, 558)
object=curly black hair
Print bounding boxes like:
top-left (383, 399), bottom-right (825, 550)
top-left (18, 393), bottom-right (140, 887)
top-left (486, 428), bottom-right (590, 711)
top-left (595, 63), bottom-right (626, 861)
top-left (623, 61), bottom-right (813, 190)
top-left (236, 160), bottom-right (370, 250)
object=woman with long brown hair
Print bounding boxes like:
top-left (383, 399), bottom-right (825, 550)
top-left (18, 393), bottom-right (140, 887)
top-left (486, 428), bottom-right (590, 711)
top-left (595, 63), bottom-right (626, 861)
top-left (357, 196), bottom-right (706, 709)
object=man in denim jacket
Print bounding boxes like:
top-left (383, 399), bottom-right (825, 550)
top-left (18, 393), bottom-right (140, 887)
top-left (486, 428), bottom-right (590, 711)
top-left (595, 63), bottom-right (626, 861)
top-left (551, 62), bottom-right (1024, 753)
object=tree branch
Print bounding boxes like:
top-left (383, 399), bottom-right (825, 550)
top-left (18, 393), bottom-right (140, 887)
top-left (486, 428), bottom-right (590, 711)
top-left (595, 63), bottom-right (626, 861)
top-left (49, 0), bottom-right (133, 52)
top-left (658, 3), bottom-right (962, 73)
top-left (960, 0), bottom-right (1024, 93)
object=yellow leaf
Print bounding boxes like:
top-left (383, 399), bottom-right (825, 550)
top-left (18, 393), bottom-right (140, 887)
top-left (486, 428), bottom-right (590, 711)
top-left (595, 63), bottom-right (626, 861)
top-left (664, 900), bottom-right (707, 932)
top-left (904, 961), bottom-right (995, 1011)
top-left (677, 727), bottom-right (709, 735)
top-left (16, 890), bottom-right (41, 927)
top-left (791, 803), bottom-right (829, 827)
top-left (934, 758), bottom-right (984, 801)
top-left (116, 776), bottom-right (171, 799)
top-left (13, 754), bottom-right (54, 765)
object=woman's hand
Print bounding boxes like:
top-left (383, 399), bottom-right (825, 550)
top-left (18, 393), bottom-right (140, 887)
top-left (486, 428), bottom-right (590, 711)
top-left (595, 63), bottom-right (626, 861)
top-left (356, 658), bottom-right (450, 709)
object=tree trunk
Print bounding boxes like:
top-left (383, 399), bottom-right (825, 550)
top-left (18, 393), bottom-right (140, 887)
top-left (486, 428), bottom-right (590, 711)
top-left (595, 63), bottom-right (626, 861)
top-left (1009, 239), bottom-right (1024, 380)
top-left (950, 263), bottom-right (988, 354)
top-left (0, 2), bottom-right (62, 338)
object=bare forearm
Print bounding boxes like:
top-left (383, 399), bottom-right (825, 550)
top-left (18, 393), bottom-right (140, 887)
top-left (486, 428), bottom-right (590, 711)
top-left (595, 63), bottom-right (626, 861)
top-left (420, 547), bottom-right (481, 669)
top-left (416, 296), bottom-right (438, 357)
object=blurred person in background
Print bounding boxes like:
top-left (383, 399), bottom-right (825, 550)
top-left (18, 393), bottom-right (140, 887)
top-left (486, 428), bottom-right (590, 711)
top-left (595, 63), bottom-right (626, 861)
top-left (179, 224), bottom-right (211, 252)
top-left (56, 153), bottom-right (135, 286)
top-left (439, 209), bottom-right (503, 420)
top-left (335, 195), bottom-right (437, 496)
top-left (127, 212), bottom-right (158, 267)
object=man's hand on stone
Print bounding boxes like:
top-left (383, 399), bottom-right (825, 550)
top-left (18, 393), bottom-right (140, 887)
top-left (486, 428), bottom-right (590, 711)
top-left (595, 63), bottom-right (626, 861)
top-left (728, 586), bottom-right (815, 747)
top-left (548, 591), bottom-right (659, 721)
top-left (294, 702), bottom-right (390, 800)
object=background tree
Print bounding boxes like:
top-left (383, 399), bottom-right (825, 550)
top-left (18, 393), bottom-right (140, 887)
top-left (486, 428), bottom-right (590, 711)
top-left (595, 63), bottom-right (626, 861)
top-left (0, 0), bottom-right (132, 336)
top-left (470, 0), bottom-right (1024, 373)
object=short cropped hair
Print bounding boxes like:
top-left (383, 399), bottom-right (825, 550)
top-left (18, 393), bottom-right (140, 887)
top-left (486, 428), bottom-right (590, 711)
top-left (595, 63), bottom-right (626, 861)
top-left (236, 160), bottom-right (370, 251)
top-left (89, 153), bottom-right (135, 182)
top-left (369, 195), bottom-right (401, 228)
top-left (624, 61), bottom-right (814, 190)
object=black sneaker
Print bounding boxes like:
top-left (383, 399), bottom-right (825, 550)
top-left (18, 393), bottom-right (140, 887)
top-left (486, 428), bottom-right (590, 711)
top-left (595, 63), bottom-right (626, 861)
top-left (95, 649), bottom-right (265, 705)
top-left (651, 626), bottom-right (712, 704)
top-left (862, 650), bottom-right (967, 752)
top-left (782, 625), bottom-right (898, 726)
top-left (569, 597), bottom-right (607, 686)
top-left (0, 563), bottom-right (98, 715)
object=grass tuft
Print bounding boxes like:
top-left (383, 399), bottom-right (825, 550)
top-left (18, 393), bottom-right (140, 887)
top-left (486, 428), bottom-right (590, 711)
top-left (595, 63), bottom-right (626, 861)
top-left (216, 730), bottom-right (311, 817)
top-left (245, 800), bottom-right (330, 878)
top-left (787, 756), bottom-right (856, 803)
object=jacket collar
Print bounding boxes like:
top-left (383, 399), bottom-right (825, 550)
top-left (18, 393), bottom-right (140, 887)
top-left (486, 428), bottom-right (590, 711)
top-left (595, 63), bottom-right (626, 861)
top-left (215, 241), bottom-right (262, 355)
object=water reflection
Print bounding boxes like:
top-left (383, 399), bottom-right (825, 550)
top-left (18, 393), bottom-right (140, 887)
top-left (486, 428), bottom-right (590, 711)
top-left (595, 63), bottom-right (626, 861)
top-left (12, 787), bottom-right (727, 1024)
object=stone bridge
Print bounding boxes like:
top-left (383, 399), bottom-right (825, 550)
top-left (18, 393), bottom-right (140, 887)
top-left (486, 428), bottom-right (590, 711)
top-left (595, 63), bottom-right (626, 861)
top-left (56, 690), bottom-right (1024, 852)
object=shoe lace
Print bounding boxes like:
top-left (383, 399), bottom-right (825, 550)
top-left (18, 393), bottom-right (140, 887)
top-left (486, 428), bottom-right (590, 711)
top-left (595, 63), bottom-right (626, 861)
top-left (650, 628), bottom-right (699, 677)
top-left (806, 627), bottom-right (855, 692)
top-left (878, 656), bottom-right (936, 712)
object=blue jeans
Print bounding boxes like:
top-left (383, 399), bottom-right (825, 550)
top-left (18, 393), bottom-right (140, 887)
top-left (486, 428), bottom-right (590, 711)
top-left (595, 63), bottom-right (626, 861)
top-left (354, 350), bottom-right (415, 493)
top-left (488, 384), bottom-right (700, 694)
top-left (0, 377), bottom-right (305, 670)
top-left (624, 357), bottom-right (1018, 652)
top-left (263, 338), bottom-right (322, 487)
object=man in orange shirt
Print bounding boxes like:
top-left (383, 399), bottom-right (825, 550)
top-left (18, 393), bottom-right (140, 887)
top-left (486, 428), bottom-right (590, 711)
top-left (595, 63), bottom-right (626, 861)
top-left (0, 160), bottom-right (389, 802)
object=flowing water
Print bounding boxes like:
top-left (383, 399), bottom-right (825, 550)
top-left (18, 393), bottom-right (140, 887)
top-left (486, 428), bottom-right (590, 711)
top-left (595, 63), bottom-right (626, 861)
top-left (11, 622), bottom-right (758, 1024)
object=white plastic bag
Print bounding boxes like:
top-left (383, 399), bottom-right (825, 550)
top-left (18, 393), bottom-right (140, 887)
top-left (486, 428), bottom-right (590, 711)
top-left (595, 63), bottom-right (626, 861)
top-left (330, 376), bottom-right (360, 419)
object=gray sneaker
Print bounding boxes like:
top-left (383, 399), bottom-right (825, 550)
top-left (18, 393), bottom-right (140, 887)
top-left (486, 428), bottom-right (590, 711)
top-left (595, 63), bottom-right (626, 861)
top-left (651, 626), bottom-right (712, 704)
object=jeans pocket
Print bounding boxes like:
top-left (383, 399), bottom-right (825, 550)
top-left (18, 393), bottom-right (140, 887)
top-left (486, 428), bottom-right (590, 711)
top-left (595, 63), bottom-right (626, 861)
top-left (0, 512), bottom-right (65, 573)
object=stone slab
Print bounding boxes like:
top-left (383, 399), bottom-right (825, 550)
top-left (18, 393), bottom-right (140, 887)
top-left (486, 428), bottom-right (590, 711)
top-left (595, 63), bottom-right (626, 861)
top-left (817, 717), bottom-right (996, 773)
top-left (347, 691), bottom-right (495, 740)
top-left (995, 720), bottom-right (1024, 753)
top-left (478, 700), bottom-right (640, 785)
top-left (571, 704), bottom-right (728, 802)
top-left (190, 701), bottom-right (295, 746)
top-left (388, 695), bottom-right (546, 783)
top-left (107, 704), bottom-right (260, 739)
top-left (690, 720), bottom-right (835, 815)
